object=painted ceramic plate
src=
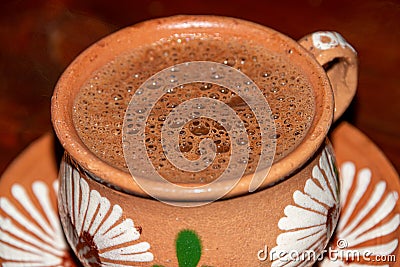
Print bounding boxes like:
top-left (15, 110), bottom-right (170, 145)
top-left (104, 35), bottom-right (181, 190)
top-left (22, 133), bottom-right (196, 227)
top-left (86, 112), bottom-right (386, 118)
top-left (0, 133), bottom-right (79, 266)
top-left (0, 122), bottom-right (399, 266)
top-left (318, 123), bottom-right (400, 267)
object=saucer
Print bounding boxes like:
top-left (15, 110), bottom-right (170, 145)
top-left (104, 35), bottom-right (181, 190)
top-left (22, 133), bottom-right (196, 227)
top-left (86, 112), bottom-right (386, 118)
top-left (0, 122), bottom-right (399, 266)
top-left (318, 123), bottom-right (400, 267)
top-left (0, 132), bottom-right (80, 266)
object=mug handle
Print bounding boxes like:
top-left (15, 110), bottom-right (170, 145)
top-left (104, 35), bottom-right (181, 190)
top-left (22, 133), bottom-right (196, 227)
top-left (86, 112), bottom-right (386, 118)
top-left (298, 31), bottom-right (358, 122)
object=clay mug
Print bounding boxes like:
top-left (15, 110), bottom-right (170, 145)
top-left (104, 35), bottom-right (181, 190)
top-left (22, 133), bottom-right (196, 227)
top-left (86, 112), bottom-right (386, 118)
top-left (51, 15), bottom-right (357, 266)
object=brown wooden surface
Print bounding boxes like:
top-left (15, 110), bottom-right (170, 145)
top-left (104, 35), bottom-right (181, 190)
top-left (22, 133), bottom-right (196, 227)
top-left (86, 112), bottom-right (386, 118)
top-left (0, 0), bottom-right (399, 174)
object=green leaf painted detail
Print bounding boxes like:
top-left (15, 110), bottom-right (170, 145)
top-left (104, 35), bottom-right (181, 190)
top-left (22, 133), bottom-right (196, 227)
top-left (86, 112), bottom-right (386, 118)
top-left (152, 265), bottom-right (165, 267)
top-left (176, 229), bottom-right (202, 267)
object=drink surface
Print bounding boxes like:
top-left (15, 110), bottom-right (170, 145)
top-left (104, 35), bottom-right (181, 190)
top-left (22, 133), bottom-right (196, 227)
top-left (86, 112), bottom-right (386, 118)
top-left (73, 34), bottom-right (315, 183)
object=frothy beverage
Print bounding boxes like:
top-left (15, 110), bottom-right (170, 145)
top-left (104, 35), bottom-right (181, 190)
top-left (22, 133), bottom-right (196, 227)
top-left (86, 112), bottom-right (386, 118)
top-left (73, 35), bottom-right (315, 184)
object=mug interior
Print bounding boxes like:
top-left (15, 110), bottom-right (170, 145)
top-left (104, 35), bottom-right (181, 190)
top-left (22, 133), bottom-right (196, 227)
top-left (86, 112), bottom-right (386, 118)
top-left (51, 15), bottom-right (333, 201)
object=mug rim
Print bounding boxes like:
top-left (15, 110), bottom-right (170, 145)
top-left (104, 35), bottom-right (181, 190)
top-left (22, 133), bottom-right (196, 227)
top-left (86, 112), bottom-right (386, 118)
top-left (51, 15), bottom-right (334, 201)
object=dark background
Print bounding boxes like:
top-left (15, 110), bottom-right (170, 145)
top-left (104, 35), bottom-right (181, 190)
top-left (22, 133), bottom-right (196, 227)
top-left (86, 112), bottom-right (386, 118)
top-left (0, 0), bottom-right (399, 174)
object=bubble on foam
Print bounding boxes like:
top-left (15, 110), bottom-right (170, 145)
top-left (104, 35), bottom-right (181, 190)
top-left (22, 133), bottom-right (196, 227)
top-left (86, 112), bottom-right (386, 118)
top-left (146, 77), bottom-right (164, 90)
top-left (236, 136), bottom-right (248, 146)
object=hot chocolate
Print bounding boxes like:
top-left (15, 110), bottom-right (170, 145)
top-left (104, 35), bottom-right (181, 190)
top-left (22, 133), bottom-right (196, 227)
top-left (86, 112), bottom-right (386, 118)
top-left (73, 34), bottom-right (315, 183)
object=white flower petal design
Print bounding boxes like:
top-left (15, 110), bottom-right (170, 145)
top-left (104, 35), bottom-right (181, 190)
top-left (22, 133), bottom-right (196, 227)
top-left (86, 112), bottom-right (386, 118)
top-left (59, 158), bottom-right (154, 266)
top-left (0, 180), bottom-right (68, 266)
top-left (319, 162), bottom-right (399, 266)
top-left (271, 146), bottom-right (340, 267)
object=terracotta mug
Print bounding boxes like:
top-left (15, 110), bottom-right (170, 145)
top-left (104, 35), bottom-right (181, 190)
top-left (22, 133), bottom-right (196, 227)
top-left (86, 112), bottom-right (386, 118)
top-left (51, 15), bottom-right (357, 266)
